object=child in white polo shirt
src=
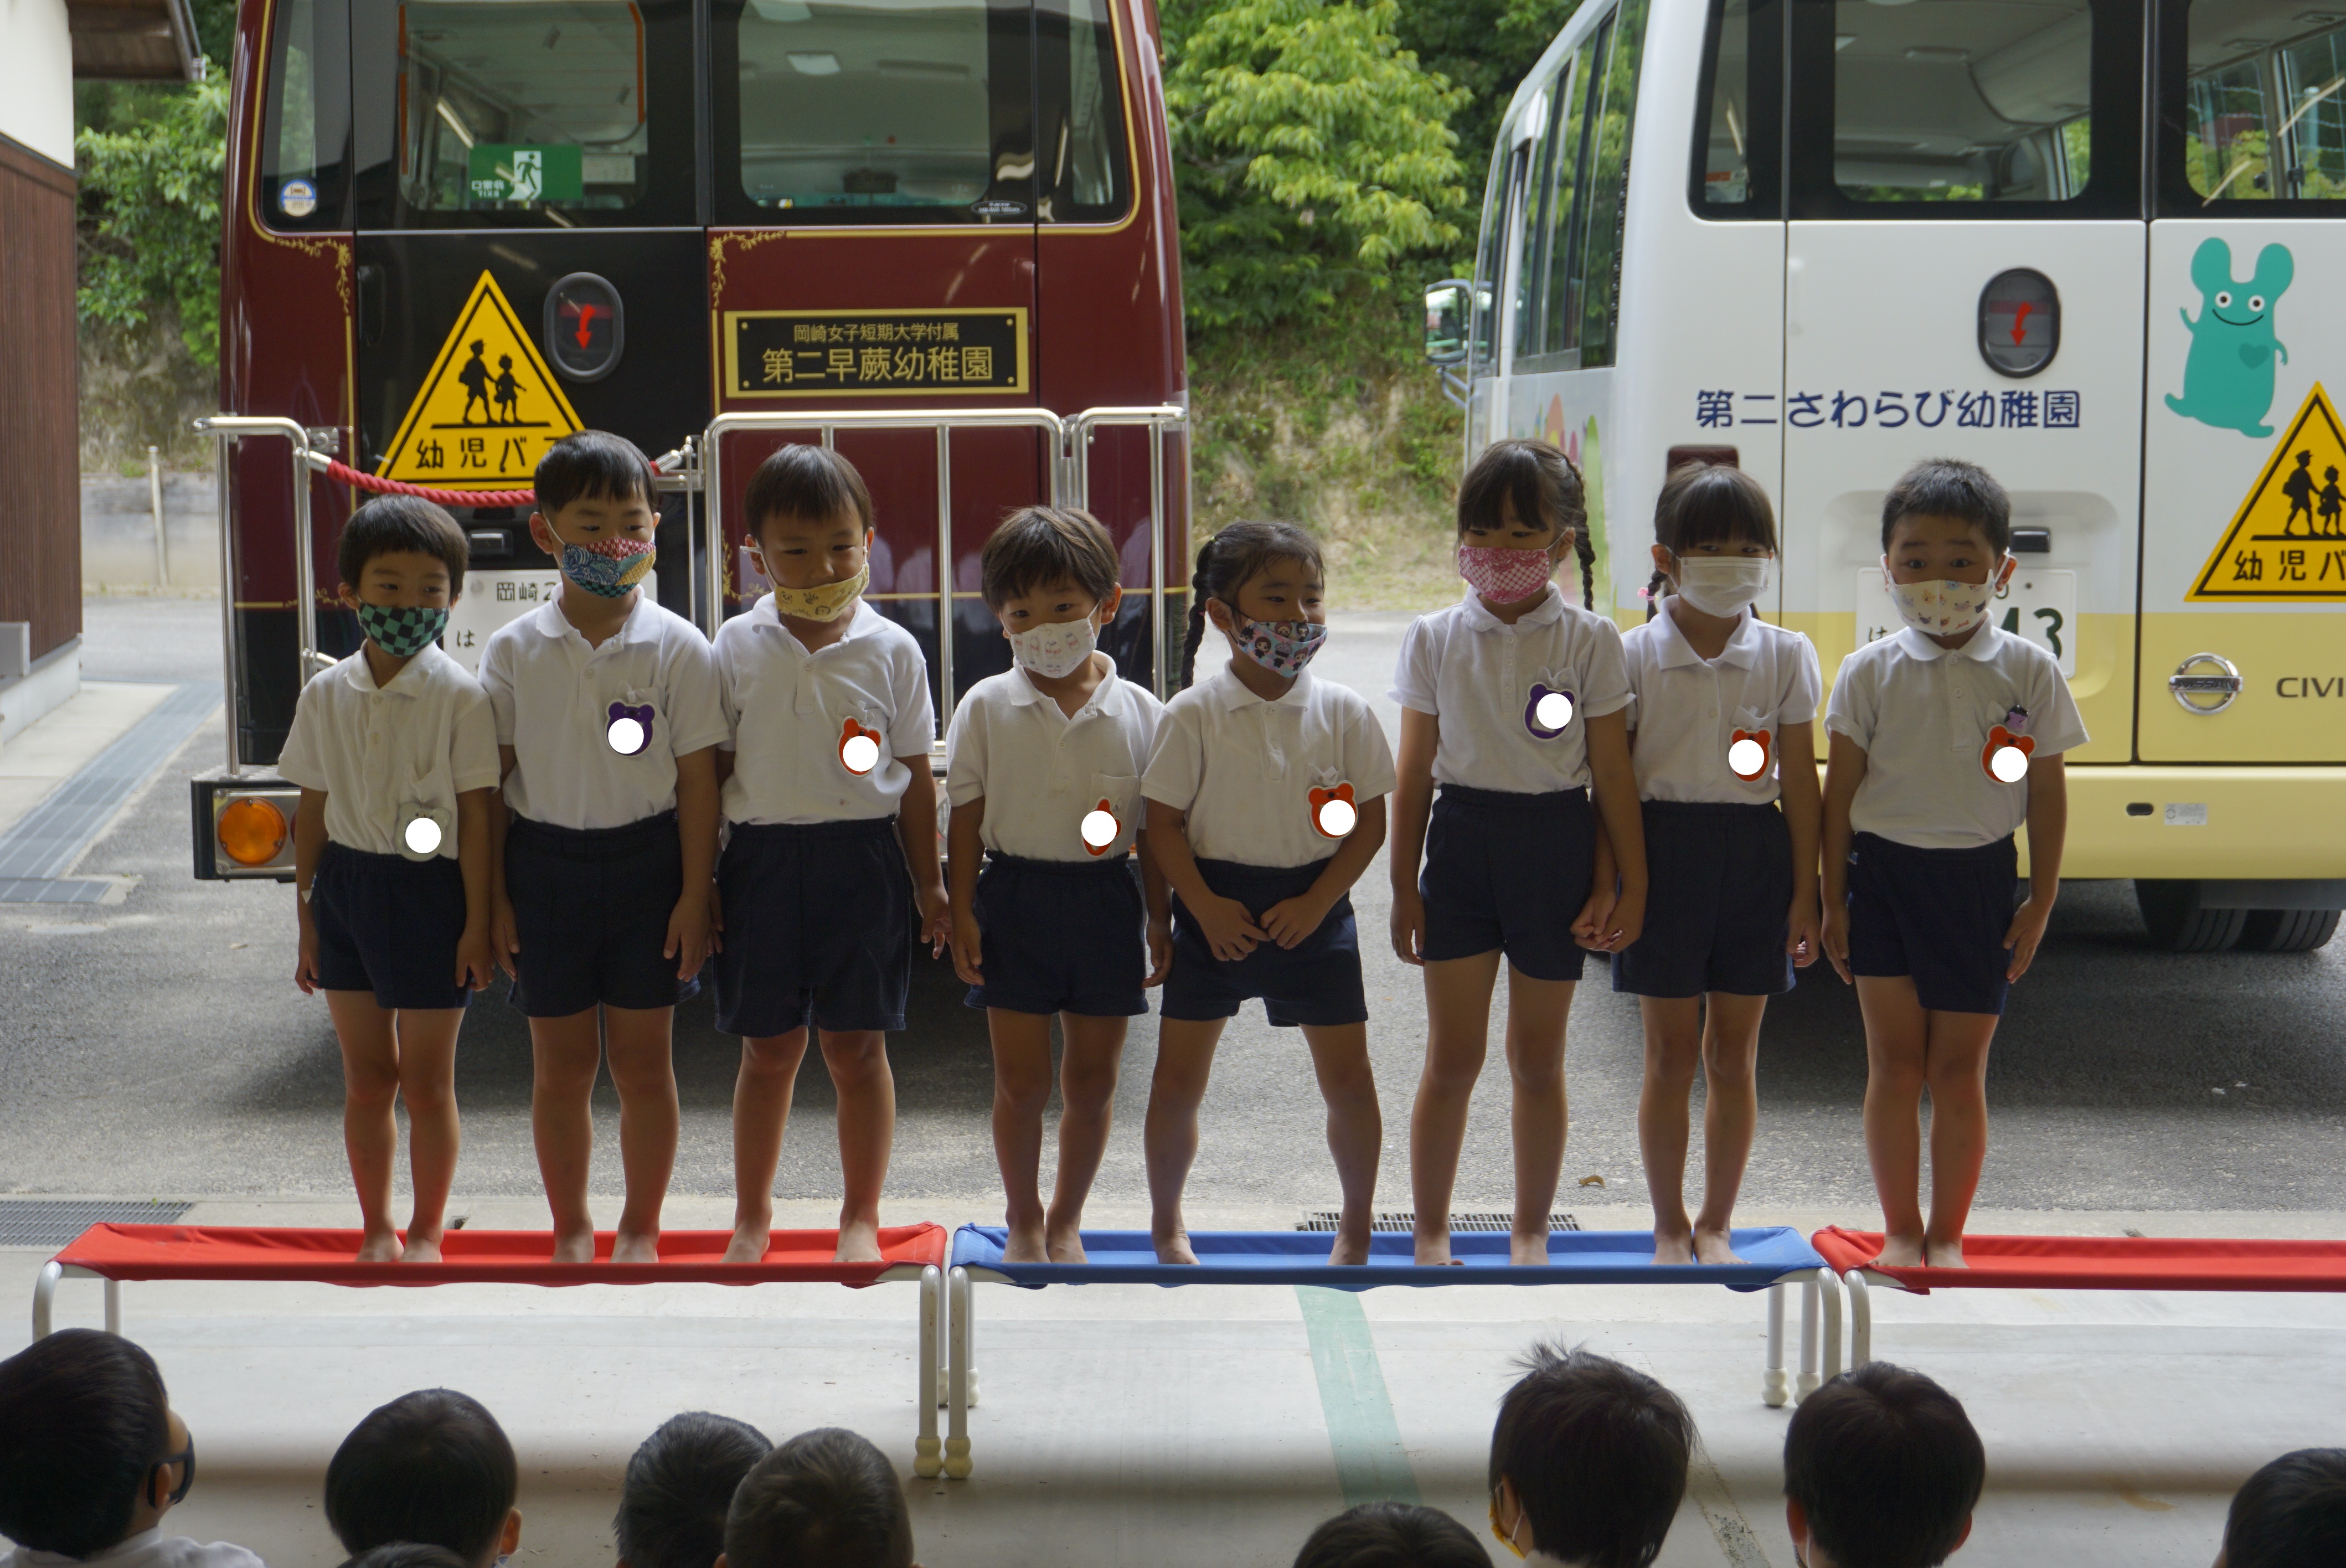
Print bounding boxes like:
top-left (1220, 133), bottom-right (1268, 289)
top-left (712, 444), bottom-right (951, 1265)
top-left (945, 506), bottom-right (1170, 1263)
top-left (281, 496), bottom-right (499, 1263)
top-left (1142, 521), bottom-right (1395, 1266)
top-left (1387, 439), bottom-right (1647, 1267)
top-left (1822, 458), bottom-right (2086, 1268)
top-left (1615, 463), bottom-right (1823, 1266)
top-left (479, 431), bottom-right (728, 1265)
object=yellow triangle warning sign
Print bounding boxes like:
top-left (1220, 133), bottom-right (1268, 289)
top-left (376, 271), bottom-right (582, 491)
top-left (2189, 381), bottom-right (2346, 602)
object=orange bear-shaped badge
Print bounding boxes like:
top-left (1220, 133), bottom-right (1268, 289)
top-left (837, 716), bottom-right (884, 776)
top-left (1981, 724), bottom-right (2035, 783)
top-left (1080, 798), bottom-right (1120, 857)
top-left (1728, 728), bottom-right (1772, 781)
top-left (1308, 781), bottom-right (1359, 839)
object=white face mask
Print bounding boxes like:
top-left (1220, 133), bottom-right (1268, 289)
top-left (1672, 555), bottom-right (1772, 616)
top-left (1007, 616), bottom-right (1099, 680)
top-left (1883, 570), bottom-right (1998, 637)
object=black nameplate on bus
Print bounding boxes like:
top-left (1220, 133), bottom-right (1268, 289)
top-left (725, 309), bottom-right (1028, 398)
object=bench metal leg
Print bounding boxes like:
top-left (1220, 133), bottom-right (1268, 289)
top-left (1843, 1269), bottom-right (1873, 1366)
top-left (105, 1278), bottom-right (121, 1336)
top-left (1819, 1268), bottom-right (1843, 1382)
top-left (914, 1266), bottom-right (942, 1479)
top-left (1797, 1274), bottom-right (1823, 1400)
top-left (1762, 1281), bottom-right (1790, 1406)
top-left (945, 1266), bottom-right (973, 1478)
top-left (33, 1262), bottom-right (61, 1340)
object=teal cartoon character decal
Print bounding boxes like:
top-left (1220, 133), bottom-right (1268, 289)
top-left (2165, 238), bottom-right (2293, 437)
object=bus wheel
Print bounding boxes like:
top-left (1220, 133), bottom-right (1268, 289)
top-left (2134, 880), bottom-right (2247, 953)
top-left (2236, 908), bottom-right (2341, 954)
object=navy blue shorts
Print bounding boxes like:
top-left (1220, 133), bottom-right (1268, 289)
top-left (1420, 785), bottom-right (1592, 982)
top-left (311, 842), bottom-right (470, 1011)
top-left (504, 811), bottom-right (698, 1018)
top-left (964, 853), bottom-right (1148, 1018)
top-left (714, 817), bottom-right (911, 1036)
top-left (1845, 831), bottom-right (2019, 1016)
top-left (1161, 858), bottom-right (1367, 1028)
top-left (1613, 800), bottom-right (1796, 999)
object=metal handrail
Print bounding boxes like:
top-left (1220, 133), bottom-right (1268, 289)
top-left (192, 416), bottom-right (318, 777)
top-left (1064, 405), bottom-right (1186, 699)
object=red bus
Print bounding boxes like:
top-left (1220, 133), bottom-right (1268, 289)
top-left (195, 0), bottom-right (1188, 878)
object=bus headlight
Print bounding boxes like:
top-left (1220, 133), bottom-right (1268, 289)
top-left (219, 797), bottom-right (290, 865)
top-left (192, 773), bottom-right (301, 880)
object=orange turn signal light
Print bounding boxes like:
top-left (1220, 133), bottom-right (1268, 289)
top-left (218, 797), bottom-right (289, 866)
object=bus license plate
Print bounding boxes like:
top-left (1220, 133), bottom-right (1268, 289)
top-left (443, 569), bottom-right (658, 675)
top-left (1857, 568), bottom-right (2076, 678)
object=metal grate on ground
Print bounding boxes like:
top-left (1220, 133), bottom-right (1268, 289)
top-left (0, 1200), bottom-right (194, 1249)
top-left (0, 682), bottom-right (219, 902)
top-left (1296, 1209), bottom-right (1580, 1234)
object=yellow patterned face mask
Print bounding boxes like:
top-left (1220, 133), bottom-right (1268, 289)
top-left (765, 563), bottom-right (869, 622)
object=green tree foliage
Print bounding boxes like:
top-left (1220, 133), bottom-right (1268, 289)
top-left (76, 69), bottom-right (229, 368)
top-left (1391, 0), bottom-right (1579, 192)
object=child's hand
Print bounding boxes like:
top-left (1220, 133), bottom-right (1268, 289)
top-left (1786, 895), bottom-right (1823, 969)
top-left (1571, 883), bottom-right (1621, 950)
top-left (917, 881), bottom-right (953, 958)
top-left (1193, 893), bottom-right (1267, 962)
top-left (707, 878), bottom-right (725, 956)
top-left (950, 909), bottom-right (984, 988)
top-left (1601, 886), bottom-right (1646, 952)
top-left (456, 924), bottom-right (497, 992)
top-left (2004, 895), bottom-right (2054, 981)
top-left (295, 915), bottom-right (321, 996)
top-left (1144, 913), bottom-right (1174, 987)
top-left (664, 893), bottom-right (712, 981)
top-left (1389, 886), bottom-right (1426, 966)
top-left (1821, 902), bottom-right (1853, 984)
top-left (1261, 891), bottom-right (1331, 950)
top-left (491, 893), bottom-right (523, 978)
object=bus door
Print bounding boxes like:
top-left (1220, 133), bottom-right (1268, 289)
top-left (1782, 0), bottom-right (2144, 766)
top-left (348, 0), bottom-right (709, 667)
top-left (2143, 0), bottom-right (2346, 764)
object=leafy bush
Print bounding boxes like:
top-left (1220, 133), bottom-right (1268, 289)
top-left (76, 68), bottom-right (228, 369)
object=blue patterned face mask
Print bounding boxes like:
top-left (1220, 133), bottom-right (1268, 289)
top-left (355, 602), bottom-right (447, 658)
top-left (560, 534), bottom-right (657, 599)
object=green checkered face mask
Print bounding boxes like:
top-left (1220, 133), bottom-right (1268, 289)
top-left (356, 602), bottom-right (448, 658)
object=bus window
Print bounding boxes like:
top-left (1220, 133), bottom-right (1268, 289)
top-left (1507, 70), bottom-right (1563, 362)
top-left (1690, 0), bottom-right (1781, 218)
top-left (1469, 135), bottom-right (1516, 369)
top-left (2175, 1), bottom-right (2346, 202)
top-left (1533, 25), bottom-right (1603, 362)
top-left (260, 0), bottom-right (349, 229)
top-left (1038, 0), bottom-right (1132, 221)
top-left (1573, 0), bottom-right (1649, 367)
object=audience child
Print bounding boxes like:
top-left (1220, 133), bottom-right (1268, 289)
top-left (1782, 1363), bottom-right (1982, 1568)
top-left (1388, 437), bottom-right (1647, 1267)
top-left (0, 1331), bottom-right (259, 1568)
top-left (1820, 458), bottom-right (2086, 1267)
top-left (324, 1389), bottom-right (522, 1568)
top-left (281, 494), bottom-right (499, 1262)
top-left (1487, 1342), bottom-right (1692, 1567)
top-left (1616, 463), bottom-right (1823, 1265)
top-left (1142, 521), bottom-right (1396, 1265)
top-left (1293, 1502), bottom-right (1488, 1568)
top-left (615, 1412), bottom-right (772, 1568)
top-left (337, 1549), bottom-right (468, 1568)
top-left (946, 506), bottom-right (1171, 1263)
top-left (711, 445), bottom-right (951, 1265)
top-left (718, 1428), bottom-right (917, 1568)
top-left (481, 431), bottom-right (728, 1265)
top-left (2215, 1449), bottom-right (2346, 1568)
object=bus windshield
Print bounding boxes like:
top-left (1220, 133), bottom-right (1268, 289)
top-left (2180, 0), bottom-right (2346, 202)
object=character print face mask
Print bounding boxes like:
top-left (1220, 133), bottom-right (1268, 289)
top-left (1008, 616), bottom-right (1099, 680)
top-left (1228, 612), bottom-right (1328, 677)
top-left (1883, 563), bottom-right (2002, 637)
top-left (559, 534), bottom-right (657, 599)
top-left (768, 563), bottom-right (870, 622)
top-left (355, 602), bottom-right (448, 658)
top-left (1457, 544), bottom-right (1556, 604)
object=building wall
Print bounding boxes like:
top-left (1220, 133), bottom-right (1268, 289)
top-left (0, 0), bottom-right (75, 166)
top-left (0, 125), bottom-right (83, 664)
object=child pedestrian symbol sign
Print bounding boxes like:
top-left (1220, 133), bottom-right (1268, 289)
top-left (375, 271), bottom-right (583, 491)
top-left (2188, 381), bottom-right (2346, 602)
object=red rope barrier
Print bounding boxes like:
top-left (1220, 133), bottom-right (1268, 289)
top-left (317, 457), bottom-right (537, 509)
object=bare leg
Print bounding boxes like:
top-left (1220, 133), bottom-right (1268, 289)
top-left (389, 1006), bottom-right (466, 1263)
top-left (327, 991), bottom-right (404, 1262)
top-left (1692, 992), bottom-right (1769, 1265)
top-left (726, 1028), bottom-right (812, 1262)
top-left (821, 1029), bottom-right (895, 1263)
top-left (529, 1007), bottom-right (606, 1262)
top-left (602, 1004), bottom-right (679, 1263)
top-left (1857, 976), bottom-right (1930, 1267)
top-left (1045, 1013), bottom-right (1128, 1263)
top-left (986, 1009), bottom-right (1056, 1262)
top-left (1302, 1022), bottom-right (1382, 1265)
top-left (1921, 1008), bottom-right (2000, 1267)
top-left (1501, 966), bottom-right (1574, 1265)
top-left (1144, 1016), bottom-right (1227, 1263)
top-left (1408, 950), bottom-right (1502, 1264)
top-left (1637, 996), bottom-right (1704, 1265)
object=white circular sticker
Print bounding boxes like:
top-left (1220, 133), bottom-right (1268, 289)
top-left (1728, 736), bottom-right (1767, 777)
top-left (606, 716), bottom-right (646, 755)
top-left (1080, 808), bottom-right (1118, 849)
top-left (841, 733), bottom-right (881, 775)
top-left (279, 178), bottom-right (317, 219)
top-left (1535, 691), bottom-right (1574, 731)
top-left (1316, 797), bottom-right (1359, 838)
top-left (403, 816), bottom-right (444, 856)
top-left (1989, 744), bottom-right (2030, 783)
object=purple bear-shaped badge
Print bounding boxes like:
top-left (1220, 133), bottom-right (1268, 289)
top-left (1524, 683), bottom-right (1576, 741)
top-left (606, 699), bottom-right (655, 756)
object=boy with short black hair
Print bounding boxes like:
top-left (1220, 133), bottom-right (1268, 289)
top-left (1821, 457), bottom-right (2086, 1268)
top-left (482, 430), bottom-right (729, 1265)
top-left (946, 506), bottom-right (1171, 1263)
top-left (1486, 1342), bottom-right (1693, 1567)
top-left (283, 494), bottom-right (499, 1262)
top-left (615, 1412), bottom-right (773, 1568)
top-left (1293, 1502), bottom-right (1487, 1568)
top-left (717, 1428), bottom-right (917, 1568)
top-left (324, 1388), bottom-right (522, 1568)
top-left (0, 1330), bottom-right (256, 1568)
top-left (1783, 1362), bottom-right (1983, 1568)
top-left (2216, 1449), bottom-right (2346, 1568)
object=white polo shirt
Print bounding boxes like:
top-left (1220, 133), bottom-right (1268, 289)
top-left (277, 642), bottom-right (501, 858)
top-left (1826, 624), bottom-right (2088, 849)
top-left (716, 595), bottom-right (936, 826)
top-left (946, 657), bottom-right (1166, 862)
top-left (478, 595), bottom-right (729, 832)
top-left (1143, 664), bottom-right (1396, 869)
top-left (1621, 599), bottom-right (1822, 804)
top-left (3, 1529), bottom-right (265, 1568)
top-left (1389, 584), bottom-right (1633, 793)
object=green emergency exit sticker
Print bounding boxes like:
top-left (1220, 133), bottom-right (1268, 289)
top-left (467, 145), bottom-right (582, 205)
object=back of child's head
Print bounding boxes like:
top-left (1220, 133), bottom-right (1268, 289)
top-left (1646, 461), bottom-right (1777, 618)
top-left (744, 443), bottom-right (874, 539)
top-left (2220, 1448), bottom-right (2346, 1568)
top-left (337, 1545), bottom-right (473, 1568)
top-left (338, 495), bottom-right (469, 593)
top-left (1457, 437), bottom-right (1594, 609)
top-left (979, 506), bottom-right (1122, 610)
top-left (1488, 1342), bottom-right (1694, 1568)
top-left (1782, 1361), bottom-right (1983, 1568)
top-left (535, 430), bottom-right (660, 515)
top-left (1879, 458), bottom-right (2010, 555)
top-left (0, 1328), bottom-right (173, 1558)
top-left (1291, 1501), bottom-right (1487, 1568)
top-left (325, 1388), bottom-right (518, 1568)
top-left (721, 1427), bottom-right (911, 1568)
top-left (1180, 519), bottom-right (1324, 685)
top-left (615, 1411), bottom-right (772, 1568)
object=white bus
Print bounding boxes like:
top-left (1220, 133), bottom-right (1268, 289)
top-left (1426, 0), bottom-right (2346, 951)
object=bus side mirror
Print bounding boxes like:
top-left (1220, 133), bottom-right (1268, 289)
top-left (1424, 278), bottom-right (1471, 367)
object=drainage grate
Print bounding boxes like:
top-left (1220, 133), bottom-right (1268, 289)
top-left (1297, 1209), bottom-right (1580, 1234)
top-left (0, 1200), bottom-right (193, 1249)
top-left (0, 683), bottom-right (219, 901)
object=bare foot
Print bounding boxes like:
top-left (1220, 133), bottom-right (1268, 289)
top-left (1692, 1228), bottom-right (1747, 1266)
top-left (1153, 1229), bottom-right (1199, 1265)
top-left (1043, 1218), bottom-right (1088, 1264)
top-left (835, 1219), bottom-right (883, 1264)
top-left (1872, 1232), bottom-right (1925, 1268)
top-left (1510, 1230), bottom-right (1551, 1266)
top-left (1412, 1227), bottom-right (1453, 1266)
top-left (611, 1230), bottom-right (660, 1265)
top-left (399, 1232), bottom-right (444, 1265)
top-left (355, 1228), bottom-right (403, 1263)
top-left (1651, 1231), bottom-right (1695, 1266)
top-left (550, 1226), bottom-right (596, 1265)
top-left (1001, 1219), bottom-right (1049, 1265)
top-left (722, 1223), bottom-right (770, 1264)
top-left (1924, 1237), bottom-right (1968, 1268)
top-left (1326, 1228), bottom-right (1372, 1266)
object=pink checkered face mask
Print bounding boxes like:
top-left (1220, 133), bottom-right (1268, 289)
top-left (1457, 544), bottom-right (1556, 604)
